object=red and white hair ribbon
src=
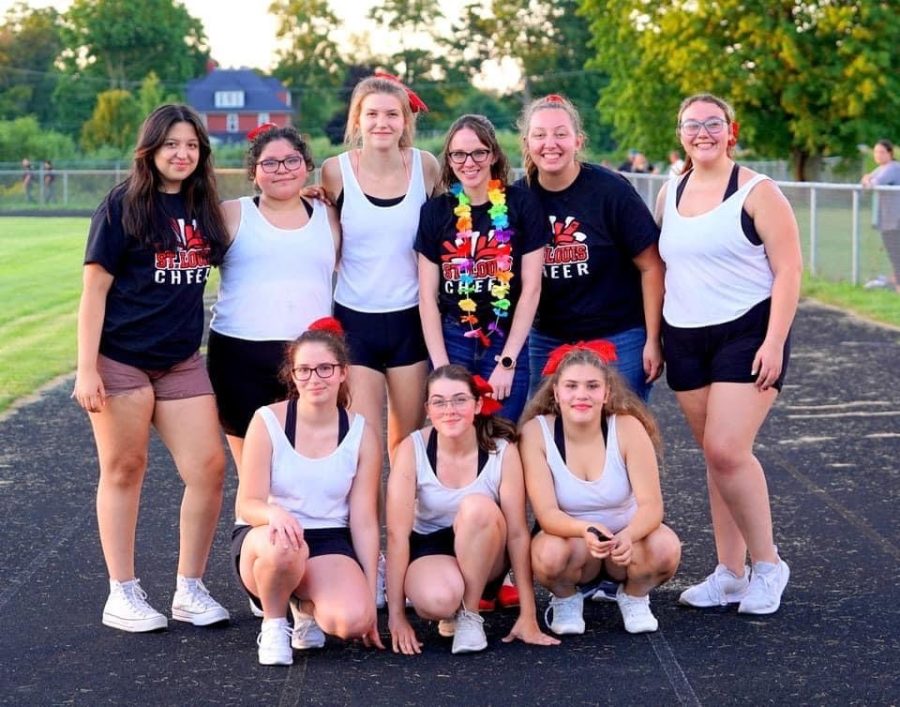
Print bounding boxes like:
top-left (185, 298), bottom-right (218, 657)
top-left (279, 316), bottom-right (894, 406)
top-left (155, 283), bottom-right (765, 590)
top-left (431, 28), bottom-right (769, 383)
top-left (541, 340), bottom-right (618, 376)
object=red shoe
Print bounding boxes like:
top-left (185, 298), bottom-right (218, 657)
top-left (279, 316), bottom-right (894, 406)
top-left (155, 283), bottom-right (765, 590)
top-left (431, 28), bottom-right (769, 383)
top-left (496, 583), bottom-right (520, 609)
top-left (478, 598), bottom-right (497, 612)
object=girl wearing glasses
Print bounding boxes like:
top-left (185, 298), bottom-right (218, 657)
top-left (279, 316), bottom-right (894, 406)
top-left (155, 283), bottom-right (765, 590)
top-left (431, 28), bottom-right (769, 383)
top-left (74, 104), bottom-right (230, 632)
top-left (416, 114), bottom-right (547, 424)
top-left (655, 93), bottom-right (801, 615)
top-left (207, 125), bottom-right (340, 476)
top-left (233, 319), bottom-right (384, 665)
top-left (519, 344), bottom-right (680, 636)
top-left (320, 74), bottom-right (440, 466)
top-left (517, 94), bottom-right (664, 403)
top-left (385, 365), bottom-right (558, 655)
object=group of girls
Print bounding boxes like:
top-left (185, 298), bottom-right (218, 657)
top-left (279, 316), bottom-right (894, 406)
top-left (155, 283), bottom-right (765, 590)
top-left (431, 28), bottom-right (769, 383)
top-left (73, 79), bottom-right (801, 666)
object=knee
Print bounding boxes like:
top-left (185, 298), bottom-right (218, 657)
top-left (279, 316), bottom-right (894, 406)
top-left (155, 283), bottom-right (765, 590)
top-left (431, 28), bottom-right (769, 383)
top-left (703, 436), bottom-right (750, 475)
top-left (187, 447), bottom-right (227, 491)
top-left (414, 581), bottom-right (464, 619)
top-left (100, 451), bottom-right (148, 487)
top-left (257, 540), bottom-right (306, 575)
top-left (640, 530), bottom-right (682, 581)
top-left (531, 539), bottom-right (571, 583)
top-left (455, 494), bottom-right (502, 534)
top-left (325, 602), bottom-right (375, 640)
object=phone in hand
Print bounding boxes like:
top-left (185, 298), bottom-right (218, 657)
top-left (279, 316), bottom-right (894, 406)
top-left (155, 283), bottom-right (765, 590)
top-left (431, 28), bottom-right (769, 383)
top-left (587, 526), bottom-right (612, 542)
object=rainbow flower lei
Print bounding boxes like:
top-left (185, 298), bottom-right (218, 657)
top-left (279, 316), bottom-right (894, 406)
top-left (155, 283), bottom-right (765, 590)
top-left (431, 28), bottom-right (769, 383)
top-left (450, 179), bottom-right (513, 346)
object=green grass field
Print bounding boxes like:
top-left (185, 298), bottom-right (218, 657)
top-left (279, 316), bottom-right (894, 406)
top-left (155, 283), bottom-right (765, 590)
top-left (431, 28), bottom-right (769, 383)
top-left (0, 215), bottom-right (897, 414)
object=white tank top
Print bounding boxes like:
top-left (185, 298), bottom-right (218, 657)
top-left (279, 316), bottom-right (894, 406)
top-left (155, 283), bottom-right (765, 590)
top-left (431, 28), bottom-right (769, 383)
top-left (411, 430), bottom-right (506, 535)
top-left (537, 415), bottom-right (637, 533)
top-left (659, 173), bottom-right (774, 327)
top-left (333, 148), bottom-right (427, 312)
top-left (239, 406), bottom-right (365, 529)
top-left (210, 197), bottom-right (335, 340)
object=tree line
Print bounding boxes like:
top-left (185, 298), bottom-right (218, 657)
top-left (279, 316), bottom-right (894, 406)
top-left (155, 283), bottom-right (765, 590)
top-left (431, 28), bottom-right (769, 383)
top-left (0, 0), bottom-right (896, 178)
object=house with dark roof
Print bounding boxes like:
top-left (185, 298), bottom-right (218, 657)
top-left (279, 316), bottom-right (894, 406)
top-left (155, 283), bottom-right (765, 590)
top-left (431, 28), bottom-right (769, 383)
top-left (186, 68), bottom-right (293, 143)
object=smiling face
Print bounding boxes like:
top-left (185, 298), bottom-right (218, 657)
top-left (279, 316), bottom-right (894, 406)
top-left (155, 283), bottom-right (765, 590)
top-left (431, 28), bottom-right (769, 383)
top-left (553, 362), bottom-right (609, 424)
top-left (447, 127), bottom-right (495, 196)
top-left (873, 142), bottom-right (893, 166)
top-left (153, 121), bottom-right (200, 193)
top-left (677, 100), bottom-right (733, 167)
top-left (291, 341), bottom-right (346, 406)
top-left (525, 107), bottom-right (583, 180)
top-left (426, 376), bottom-right (481, 438)
top-left (358, 92), bottom-right (406, 150)
top-left (254, 138), bottom-right (309, 198)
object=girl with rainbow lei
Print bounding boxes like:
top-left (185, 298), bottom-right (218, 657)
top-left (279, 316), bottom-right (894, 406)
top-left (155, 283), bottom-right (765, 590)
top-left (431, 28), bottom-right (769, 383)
top-left (416, 114), bottom-right (547, 425)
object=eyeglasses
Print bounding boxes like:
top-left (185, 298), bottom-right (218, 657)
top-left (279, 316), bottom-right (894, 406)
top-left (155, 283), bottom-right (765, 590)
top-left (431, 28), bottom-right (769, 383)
top-left (678, 118), bottom-right (728, 137)
top-left (292, 363), bottom-right (341, 381)
top-left (427, 394), bottom-right (476, 411)
top-left (448, 149), bottom-right (492, 165)
top-left (257, 156), bottom-right (305, 173)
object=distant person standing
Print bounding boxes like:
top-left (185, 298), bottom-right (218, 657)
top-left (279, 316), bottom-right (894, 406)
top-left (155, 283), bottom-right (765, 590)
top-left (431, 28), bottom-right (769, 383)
top-left (667, 151), bottom-right (685, 177)
top-left (861, 139), bottom-right (900, 292)
top-left (43, 160), bottom-right (56, 203)
top-left (22, 159), bottom-right (35, 203)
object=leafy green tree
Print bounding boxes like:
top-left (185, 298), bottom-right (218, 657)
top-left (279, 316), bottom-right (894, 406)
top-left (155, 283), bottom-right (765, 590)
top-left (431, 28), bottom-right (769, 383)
top-left (80, 89), bottom-right (142, 153)
top-left (137, 72), bottom-right (178, 117)
top-left (62, 0), bottom-right (209, 89)
top-left (0, 3), bottom-right (63, 125)
top-left (0, 116), bottom-right (77, 162)
top-left (270, 0), bottom-right (346, 135)
top-left (580, 0), bottom-right (900, 179)
top-left (458, 0), bottom-right (614, 150)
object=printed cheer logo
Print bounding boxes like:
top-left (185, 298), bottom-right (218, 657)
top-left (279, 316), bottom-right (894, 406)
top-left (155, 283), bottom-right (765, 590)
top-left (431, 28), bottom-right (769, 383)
top-left (153, 217), bottom-right (211, 285)
top-left (544, 215), bottom-right (589, 279)
top-left (440, 230), bottom-right (505, 287)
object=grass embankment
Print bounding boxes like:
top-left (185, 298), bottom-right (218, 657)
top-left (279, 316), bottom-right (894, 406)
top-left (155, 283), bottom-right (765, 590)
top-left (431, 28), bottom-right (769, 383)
top-left (0, 217), bottom-right (897, 414)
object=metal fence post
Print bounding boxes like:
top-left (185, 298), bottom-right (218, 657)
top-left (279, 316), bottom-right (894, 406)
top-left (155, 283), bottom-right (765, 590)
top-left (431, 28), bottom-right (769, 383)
top-left (63, 171), bottom-right (68, 205)
top-left (851, 188), bottom-right (860, 285)
top-left (809, 187), bottom-right (817, 276)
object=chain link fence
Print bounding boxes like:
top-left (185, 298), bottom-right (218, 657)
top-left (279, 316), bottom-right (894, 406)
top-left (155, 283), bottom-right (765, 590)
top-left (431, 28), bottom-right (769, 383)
top-left (2, 167), bottom-right (897, 286)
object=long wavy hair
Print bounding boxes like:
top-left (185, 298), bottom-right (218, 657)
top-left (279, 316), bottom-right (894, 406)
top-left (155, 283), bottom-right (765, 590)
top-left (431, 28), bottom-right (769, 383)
top-left (439, 114), bottom-right (511, 192)
top-left (279, 329), bottom-right (352, 408)
top-left (676, 93), bottom-right (737, 176)
top-left (426, 364), bottom-right (517, 453)
top-left (518, 94), bottom-right (585, 185)
top-left (344, 76), bottom-right (416, 149)
top-left (121, 104), bottom-right (227, 265)
top-left (521, 348), bottom-right (662, 456)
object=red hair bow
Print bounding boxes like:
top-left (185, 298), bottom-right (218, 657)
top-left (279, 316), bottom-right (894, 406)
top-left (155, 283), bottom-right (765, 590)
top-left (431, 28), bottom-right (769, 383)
top-left (543, 94), bottom-right (566, 104)
top-left (308, 316), bottom-right (344, 336)
top-left (541, 340), bottom-right (618, 376)
top-left (374, 71), bottom-right (429, 114)
top-left (247, 122), bottom-right (278, 141)
top-left (471, 375), bottom-right (503, 416)
top-left (729, 121), bottom-right (740, 147)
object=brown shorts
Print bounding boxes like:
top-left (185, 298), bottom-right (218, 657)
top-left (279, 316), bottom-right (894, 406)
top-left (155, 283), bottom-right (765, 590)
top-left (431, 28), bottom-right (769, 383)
top-left (98, 351), bottom-right (214, 400)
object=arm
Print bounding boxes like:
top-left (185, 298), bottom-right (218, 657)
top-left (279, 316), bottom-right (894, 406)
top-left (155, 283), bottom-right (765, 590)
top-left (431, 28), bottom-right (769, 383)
top-left (632, 243), bottom-right (665, 383)
top-left (745, 180), bottom-right (803, 391)
top-left (320, 157), bottom-right (343, 203)
top-left (73, 264), bottom-right (114, 413)
top-left (347, 419), bottom-right (385, 649)
top-left (654, 182), bottom-right (669, 226)
top-left (497, 443), bottom-right (560, 647)
top-left (417, 254), bottom-right (449, 367)
top-left (609, 415), bottom-right (664, 566)
top-left (420, 150), bottom-right (442, 197)
top-left (237, 409), bottom-right (305, 549)
top-left (220, 198), bottom-right (241, 247)
top-left (489, 249), bottom-right (542, 399)
top-left (385, 436), bottom-right (423, 655)
top-left (519, 418), bottom-right (615, 543)
top-left (325, 203), bottom-right (342, 263)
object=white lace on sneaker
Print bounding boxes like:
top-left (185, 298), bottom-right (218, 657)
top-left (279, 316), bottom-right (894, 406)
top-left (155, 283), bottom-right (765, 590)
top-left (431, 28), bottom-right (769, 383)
top-left (616, 587), bottom-right (658, 633)
top-left (451, 606), bottom-right (487, 654)
top-left (102, 578), bottom-right (168, 633)
top-left (289, 598), bottom-right (326, 650)
top-left (678, 564), bottom-right (750, 608)
top-left (738, 558), bottom-right (790, 615)
top-left (544, 593), bottom-right (585, 635)
top-left (172, 577), bottom-right (230, 626)
top-left (257, 619), bottom-right (293, 666)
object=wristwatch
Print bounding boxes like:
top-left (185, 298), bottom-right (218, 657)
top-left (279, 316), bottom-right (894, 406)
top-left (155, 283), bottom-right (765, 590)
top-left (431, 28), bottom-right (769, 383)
top-left (495, 354), bottom-right (516, 370)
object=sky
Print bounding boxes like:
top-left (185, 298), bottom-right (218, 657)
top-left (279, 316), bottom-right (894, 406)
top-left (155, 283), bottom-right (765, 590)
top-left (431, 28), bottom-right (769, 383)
top-left (1, 0), bottom-right (472, 72)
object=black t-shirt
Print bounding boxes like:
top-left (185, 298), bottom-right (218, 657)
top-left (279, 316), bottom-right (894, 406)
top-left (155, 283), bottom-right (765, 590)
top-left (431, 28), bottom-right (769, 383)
top-left (415, 183), bottom-right (547, 334)
top-left (516, 163), bottom-right (659, 339)
top-left (84, 187), bottom-right (212, 369)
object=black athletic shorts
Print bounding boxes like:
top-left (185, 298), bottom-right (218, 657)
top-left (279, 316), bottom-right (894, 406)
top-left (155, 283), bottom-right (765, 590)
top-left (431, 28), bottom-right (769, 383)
top-left (334, 303), bottom-right (428, 372)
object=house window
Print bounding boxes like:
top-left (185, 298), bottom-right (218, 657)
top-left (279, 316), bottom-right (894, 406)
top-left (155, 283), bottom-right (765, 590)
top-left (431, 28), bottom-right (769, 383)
top-left (257, 112), bottom-right (270, 125)
top-left (226, 113), bottom-right (239, 133)
top-left (215, 91), bottom-right (245, 108)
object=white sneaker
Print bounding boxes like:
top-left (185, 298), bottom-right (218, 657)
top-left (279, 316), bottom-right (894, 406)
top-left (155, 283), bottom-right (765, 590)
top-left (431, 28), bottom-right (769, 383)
top-left (738, 557), bottom-right (790, 615)
top-left (171, 576), bottom-right (230, 626)
top-left (249, 598), bottom-right (264, 618)
top-left (103, 578), bottom-right (168, 633)
top-left (375, 552), bottom-right (386, 610)
top-left (289, 598), bottom-right (326, 650)
top-left (437, 618), bottom-right (456, 637)
top-left (679, 564), bottom-right (750, 608)
top-left (257, 619), bottom-right (293, 666)
top-left (544, 593), bottom-right (585, 635)
top-left (616, 586), bottom-right (658, 633)
top-left (451, 606), bottom-right (487, 654)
